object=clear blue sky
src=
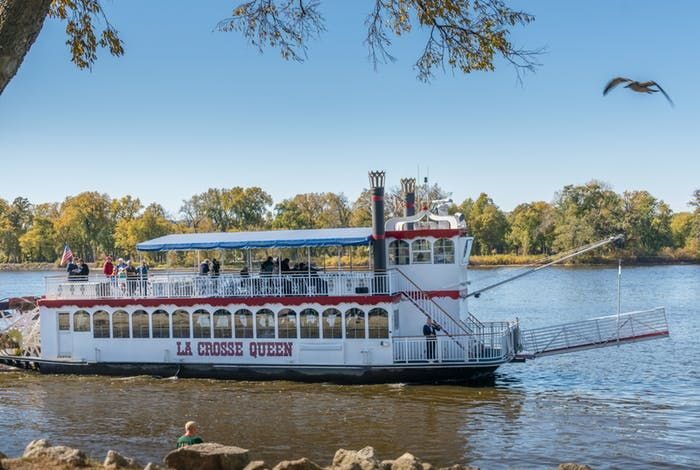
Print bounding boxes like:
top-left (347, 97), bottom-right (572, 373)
top-left (1, 0), bottom-right (698, 216)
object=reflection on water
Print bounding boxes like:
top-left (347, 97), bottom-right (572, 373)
top-left (1, 266), bottom-right (699, 468)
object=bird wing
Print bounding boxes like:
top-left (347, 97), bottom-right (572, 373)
top-left (650, 81), bottom-right (674, 107)
top-left (603, 77), bottom-right (632, 95)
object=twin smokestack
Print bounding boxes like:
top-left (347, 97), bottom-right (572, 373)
top-left (368, 171), bottom-right (416, 273)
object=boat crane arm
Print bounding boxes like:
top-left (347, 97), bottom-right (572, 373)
top-left (466, 234), bottom-right (624, 298)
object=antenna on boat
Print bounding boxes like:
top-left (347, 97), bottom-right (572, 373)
top-left (617, 258), bottom-right (622, 346)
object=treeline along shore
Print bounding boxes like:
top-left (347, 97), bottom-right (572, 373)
top-left (0, 181), bottom-right (698, 266)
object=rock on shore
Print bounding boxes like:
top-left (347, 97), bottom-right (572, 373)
top-left (0, 440), bottom-right (594, 470)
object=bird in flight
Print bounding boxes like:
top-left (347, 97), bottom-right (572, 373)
top-left (603, 77), bottom-right (674, 107)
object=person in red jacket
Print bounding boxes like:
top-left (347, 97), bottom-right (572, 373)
top-left (103, 255), bottom-right (114, 277)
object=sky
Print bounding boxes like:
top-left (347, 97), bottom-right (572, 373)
top-left (1, 0), bottom-right (698, 217)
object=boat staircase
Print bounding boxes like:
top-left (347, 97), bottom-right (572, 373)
top-left (393, 268), bottom-right (482, 338)
top-left (518, 307), bottom-right (669, 359)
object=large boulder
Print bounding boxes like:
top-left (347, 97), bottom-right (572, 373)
top-left (557, 464), bottom-right (592, 470)
top-left (163, 442), bottom-right (250, 470)
top-left (391, 453), bottom-right (422, 470)
top-left (22, 439), bottom-right (89, 467)
top-left (244, 460), bottom-right (270, 470)
top-left (332, 447), bottom-right (382, 470)
top-left (273, 457), bottom-right (324, 470)
top-left (104, 449), bottom-right (141, 469)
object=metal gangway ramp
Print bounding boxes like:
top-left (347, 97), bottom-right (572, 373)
top-left (519, 307), bottom-right (669, 358)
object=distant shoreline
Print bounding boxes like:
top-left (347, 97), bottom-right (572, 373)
top-left (1, 257), bottom-right (697, 272)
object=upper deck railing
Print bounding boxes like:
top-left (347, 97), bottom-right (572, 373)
top-left (44, 270), bottom-right (393, 300)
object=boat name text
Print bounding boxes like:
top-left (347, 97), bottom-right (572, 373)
top-left (176, 341), bottom-right (293, 358)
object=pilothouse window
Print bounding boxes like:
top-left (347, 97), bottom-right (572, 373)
top-left (433, 238), bottom-right (455, 264)
top-left (388, 240), bottom-right (410, 265)
top-left (411, 239), bottom-right (432, 264)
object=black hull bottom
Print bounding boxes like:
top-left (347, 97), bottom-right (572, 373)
top-left (2, 357), bottom-right (500, 385)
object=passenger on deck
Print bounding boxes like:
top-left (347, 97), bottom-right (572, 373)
top-left (102, 256), bottom-right (114, 277)
top-left (176, 421), bottom-right (204, 448)
top-left (78, 258), bottom-right (90, 279)
top-left (136, 261), bottom-right (149, 295)
top-left (423, 317), bottom-right (442, 361)
top-left (199, 259), bottom-right (210, 276)
top-left (125, 260), bottom-right (137, 295)
top-left (261, 256), bottom-right (274, 275)
top-left (281, 258), bottom-right (291, 273)
top-left (66, 256), bottom-right (78, 281)
top-left (211, 258), bottom-right (220, 277)
top-left (240, 266), bottom-right (249, 277)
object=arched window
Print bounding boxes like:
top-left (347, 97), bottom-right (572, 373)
top-left (388, 240), bottom-right (410, 265)
top-left (73, 310), bottom-right (90, 332)
top-left (255, 309), bottom-right (275, 338)
top-left (112, 310), bottom-right (130, 338)
top-left (277, 308), bottom-right (298, 338)
top-left (411, 239), bottom-right (432, 264)
top-left (299, 308), bottom-right (319, 338)
top-left (152, 310), bottom-right (170, 338)
top-left (345, 308), bottom-right (365, 339)
top-left (132, 310), bottom-right (150, 338)
top-left (193, 309), bottom-right (211, 339)
top-left (368, 308), bottom-right (389, 338)
top-left (322, 308), bottom-right (342, 339)
top-left (93, 310), bottom-right (109, 338)
top-left (234, 309), bottom-right (253, 338)
top-left (213, 309), bottom-right (232, 338)
top-left (433, 238), bottom-right (455, 264)
top-left (172, 310), bottom-right (190, 338)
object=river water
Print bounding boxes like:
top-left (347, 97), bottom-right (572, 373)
top-left (0, 266), bottom-right (698, 469)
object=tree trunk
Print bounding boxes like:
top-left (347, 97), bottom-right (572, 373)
top-left (0, 0), bottom-right (52, 95)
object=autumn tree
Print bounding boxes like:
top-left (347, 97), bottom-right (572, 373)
top-left (180, 187), bottom-right (272, 232)
top-left (19, 202), bottom-right (59, 262)
top-left (467, 193), bottom-right (508, 255)
top-left (620, 190), bottom-right (672, 257)
top-left (114, 203), bottom-right (174, 260)
top-left (552, 181), bottom-right (623, 254)
top-left (506, 201), bottom-right (555, 255)
top-left (54, 191), bottom-right (113, 262)
top-left (1, 1), bottom-right (538, 94)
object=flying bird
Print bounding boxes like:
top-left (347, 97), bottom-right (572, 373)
top-left (603, 77), bottom-right (674, 106)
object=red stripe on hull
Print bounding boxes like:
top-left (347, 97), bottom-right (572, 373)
top-left (38, 294), bottom-right (402, 309)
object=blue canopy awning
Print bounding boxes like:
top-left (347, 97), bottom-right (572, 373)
top-left (136, 227), bottom-right (373, 252)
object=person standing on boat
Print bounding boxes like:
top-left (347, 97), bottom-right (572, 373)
top-left (176, 421), bottom-right (204, 448)
top-left (66, 256), bottom-right (78, 281)
top-left (136, 260), bottom-right (149, 296)
top-left (102, 256), bottom-right (114, 277)
top-left (423, 317), bottom-right (442, 361)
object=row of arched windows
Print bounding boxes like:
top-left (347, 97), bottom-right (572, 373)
top-left (59, 307), bottom-right (389, 340)
top-left (388, 238), bottom-right (455, 265)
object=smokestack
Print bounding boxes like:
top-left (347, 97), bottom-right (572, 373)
top-left (400, 177), bottom-right (416, 230)
top-left (368, 170), bottom-right (386, 273)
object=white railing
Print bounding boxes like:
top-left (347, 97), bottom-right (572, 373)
top-left (520, 307), bottom-right (669, 357)
top-left (44, 271), bottom-right (394, 300)
top-left (392, 320), bottom-right (519, 364)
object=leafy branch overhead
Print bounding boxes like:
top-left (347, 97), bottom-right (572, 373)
top-left (218, 0), bottom-right (540, 81)
top-left (49, 0), bottom-right (124, 70)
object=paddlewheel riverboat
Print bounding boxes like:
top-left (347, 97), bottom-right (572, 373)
top-left (0, 172), bottom-right (670, 384)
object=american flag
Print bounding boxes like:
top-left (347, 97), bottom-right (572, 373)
top-left (60, 244), bottom-right (73, 266)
